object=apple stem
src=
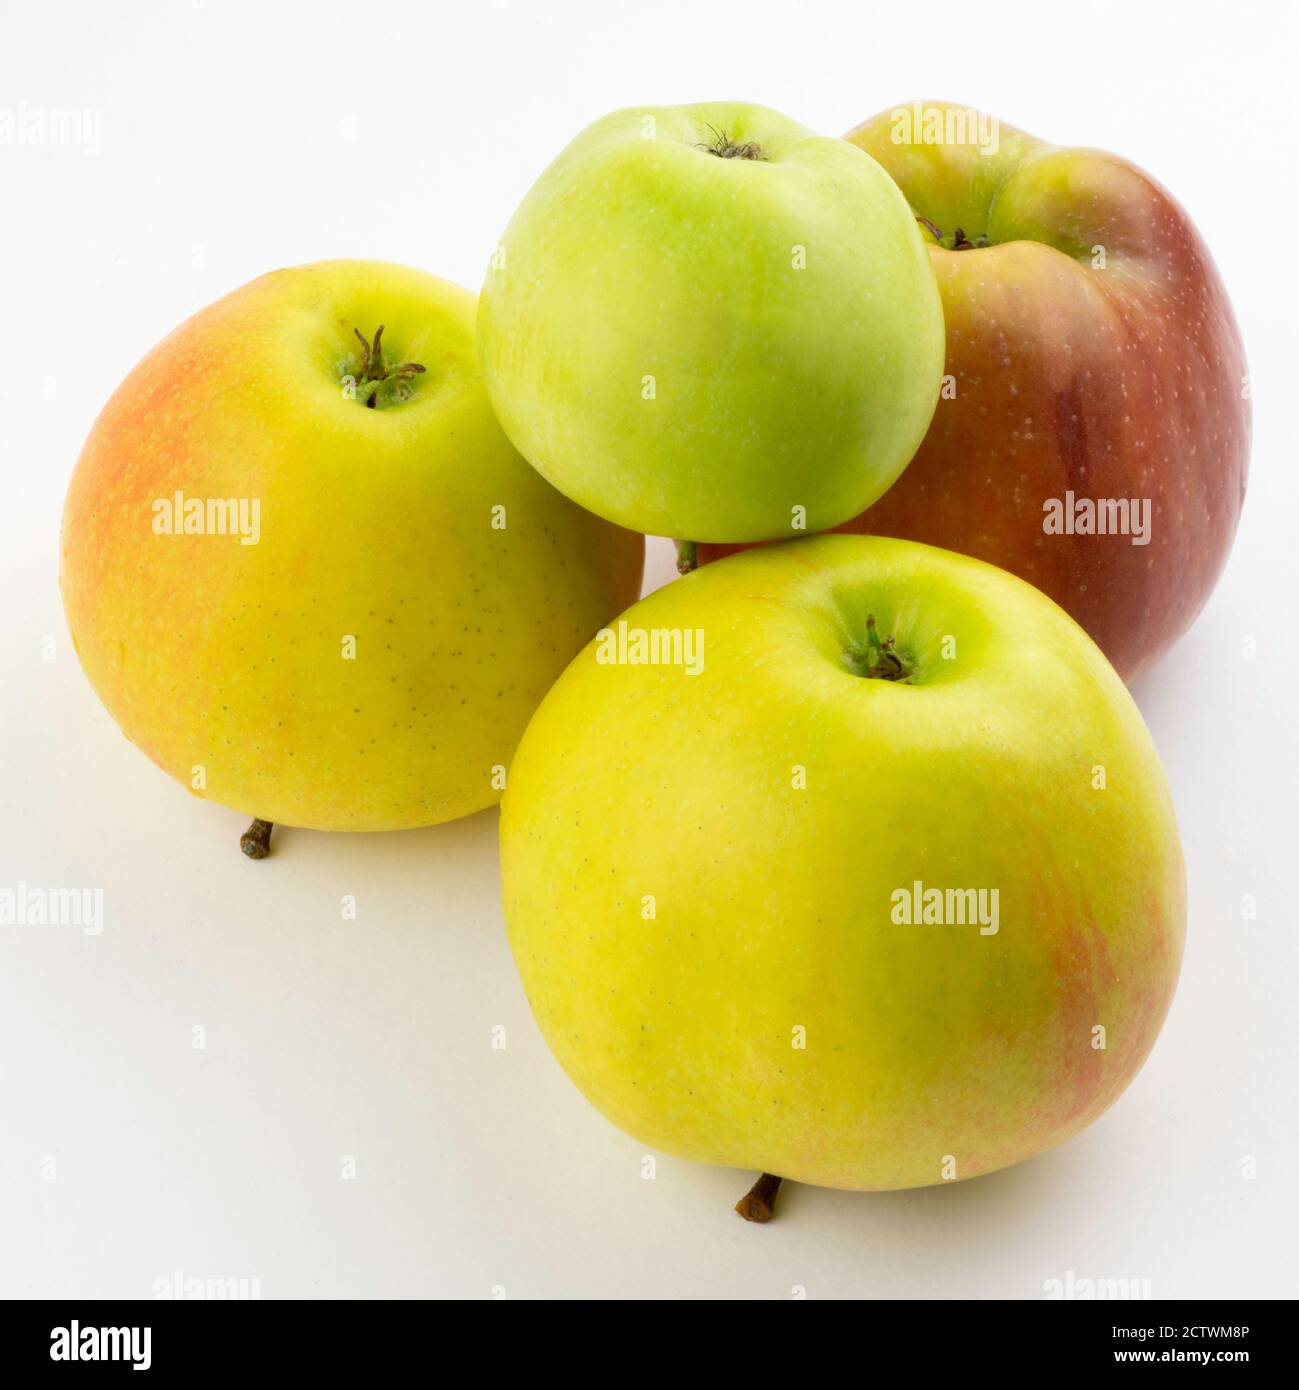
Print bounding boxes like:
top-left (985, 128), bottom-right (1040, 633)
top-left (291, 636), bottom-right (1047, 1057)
top-left (696, 124), bottom-right (765, 161)
top-left (735, 1172), bottom-right (783, 1223)
top-left (915, 215), bottom-right (987, 253)
top-left (676, 539), bottom-right (698, 575)
top-left (854, 615), bottom-right (912, 682)
top-left (240, 818), bottom-right (274, 859)
top-left (352, 326), bottom-right (426, 409)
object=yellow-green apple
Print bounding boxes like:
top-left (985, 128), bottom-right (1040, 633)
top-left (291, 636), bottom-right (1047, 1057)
top-left (702, 104), bottom-right (1249, 680)
top-left (61, 260), bottom-right (643, 852)
top-left (478, 102), bottom-right (945, 543)
top-left (501, 535), bottom-right (1185, 1210)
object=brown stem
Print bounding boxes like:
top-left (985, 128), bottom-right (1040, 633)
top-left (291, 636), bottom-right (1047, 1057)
top-left (676, 539), bottom-right (698, 575)
top-left (697, 124), bottom-right (764, 161)
top-left (735, 1172), bottom-right (783, 1223)
top-left (353, 325), bottom-right (425, 408)
top-left (915, 215), bottom-right (987, 252)
top-left (240, 818), bottom-right (274, 859)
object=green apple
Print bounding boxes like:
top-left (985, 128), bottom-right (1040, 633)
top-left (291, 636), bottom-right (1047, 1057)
top-left (61, 260), bottom-right (643, 850)
top-left (501, 535), bottom-right (1185, 1206)
top-left (478, 102), bottom-right (945, 543)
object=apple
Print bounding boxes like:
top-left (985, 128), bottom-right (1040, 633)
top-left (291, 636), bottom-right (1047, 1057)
top-left (501, 535), bottom-right (1185, 1209)
top-left (699, 103), bottom-right (1249, 681)
top-left (478, 101), bottom-right (945, 543)
top-left (61, 260), bottom-right (644, 852)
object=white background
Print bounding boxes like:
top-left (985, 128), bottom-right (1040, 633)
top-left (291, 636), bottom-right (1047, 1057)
top-left (2, 0), bottom-right (1296, 1299)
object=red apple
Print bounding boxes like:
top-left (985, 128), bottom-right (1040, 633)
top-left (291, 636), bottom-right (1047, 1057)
top-left (700, 102), bottom-right (1249, 681)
